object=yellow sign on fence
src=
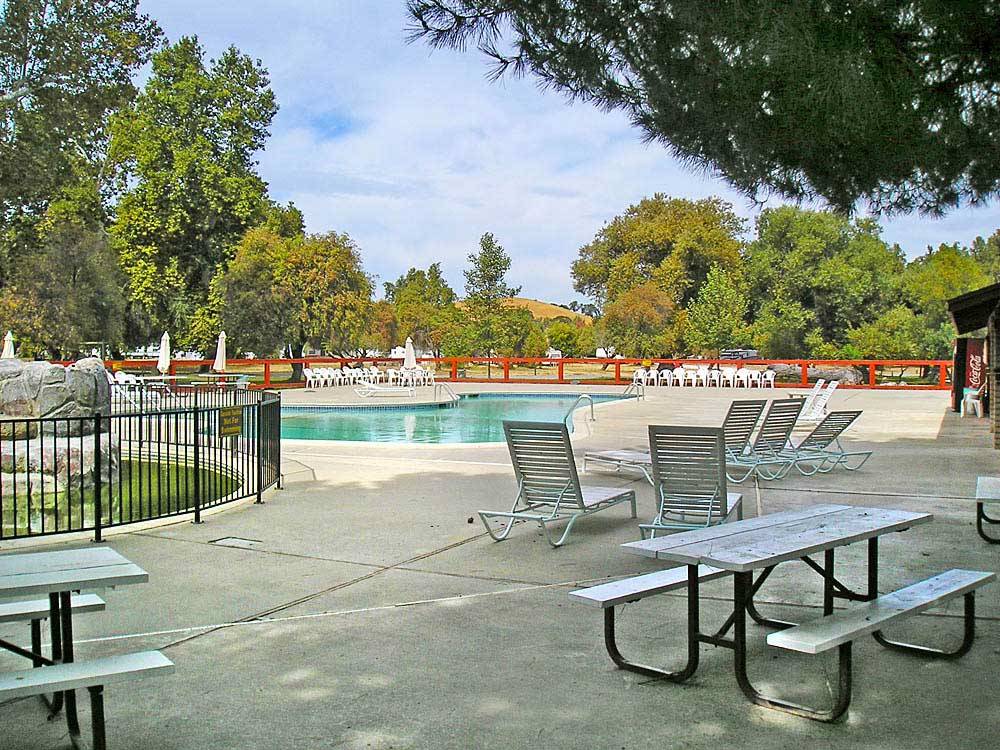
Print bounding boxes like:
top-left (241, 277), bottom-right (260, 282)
top-left (219, 406), bottom-right (244, 437)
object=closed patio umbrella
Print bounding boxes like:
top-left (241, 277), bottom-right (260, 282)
top-left (403, 337), bottom-right (417, 370)
top-left (0, 331), bottom-right (14, 359)
top-left (157, 331), bottom-right (171, 374)
top-left (213, 331), bottom-right (227, 372)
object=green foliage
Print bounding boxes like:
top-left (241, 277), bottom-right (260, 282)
top-left (574, 324), bottom-right (596, 357)
top-left (685, 265), bottom-right (750, 356)
top-left (219, 228), bottom-right (373, 357)
top-left (522, 325), bottom-right (548, 358)
top-left (903, 243), bottom-right (992, 327)
top-left (0, 184), bottom-right (124, 357)
top-left (109, 36), bottom-right (277, 348)
top-left (746, 207), bottom-right (905, 348)
top-left (572, 194), bottom-right (744, 307)
top-left (384, 263), bottom-right (459, 355)
top-left (603, 283), bottom-right (684, 357)
top-left (0, 0), bottom-right (161, 283)
top-left (409, 1), bottom-right (1000, 214)
top-left (460, 233), bottom-right (524, 356)
top-left (971, 230), bottom-right (1000, 282)
top-left (847, 306), bottom-right (924, 359)
top-left (750, 295), bottom-right (819, 359)
top-left (545, 321), bottom-right (578, 356)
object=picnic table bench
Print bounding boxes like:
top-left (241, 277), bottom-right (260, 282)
top-left (571, 504), bottom-right (994, 722)
top-left (0, 547), bottom-right (173, 749)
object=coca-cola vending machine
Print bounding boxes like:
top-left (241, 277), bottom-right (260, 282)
top-left (965, 338), bottom-right (986, 397)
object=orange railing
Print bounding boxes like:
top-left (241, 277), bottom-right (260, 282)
top-left (91, 356), bottom-right (953, 390)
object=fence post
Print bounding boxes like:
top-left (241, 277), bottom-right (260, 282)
top-left (614, 361), bottom-right (621, 384)
top-left (451, 358), bottom-right (458, 380)
top-left (557, 360), bottom-right (565, 383)
top-left (800, 360), bottom-right (809, 386)
top-left (939, 363), bottom-right (948, 388)
top-left (868, 364), bottom-right (877, 387)
top-left (264, 362), bottom-right (271, 387)
top-left (93, 414), bottom-right (102, 543)
top-left (193, 405), bottom-right (202, 524)
top-left (255, 402), bottom-right (263, 504)
top-left (503, 358), bottom-right (510, 381)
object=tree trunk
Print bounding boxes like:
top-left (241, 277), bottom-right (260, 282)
top-left (289, 342), bottom-right (305, 382)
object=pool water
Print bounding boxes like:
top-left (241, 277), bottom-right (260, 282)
top-left (281, 393), bottom-right (624, 443)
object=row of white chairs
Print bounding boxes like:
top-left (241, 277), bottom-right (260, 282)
top-left (633, 366), bottom-right (777, 388)
top-left (303, 366), bottom-right (436, 389)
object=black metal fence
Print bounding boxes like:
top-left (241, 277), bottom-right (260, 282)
top-left (0, 386), bottom-right (281, 541)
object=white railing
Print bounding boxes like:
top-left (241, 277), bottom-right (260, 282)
top-left (565, 394), bottom-right (595, 423)
top-left (434, 382), bottom-right (460, 403)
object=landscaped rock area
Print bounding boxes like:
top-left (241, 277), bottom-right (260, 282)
top-left (0, 358), bottom-right (118, 535)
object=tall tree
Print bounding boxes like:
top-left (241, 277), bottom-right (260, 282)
top-left (461, 232), bottom-right (522, 363)
top-left (219, 228), bottom-right (374, 364)
top-left (409, 1), bottom-right (1000, 215)
top-left (0, 183), bottom-right (124, 358)
top-left (602, 283), bottom-right (684, 357)
top-left (0, 0), bottom-right (160, 281)
top-left (109, 36), bottom-right (277, 348)
top-left (572, 195), bottom-right (744, 309)
top-left (685, 265), bottom-right (751, 356)
top-left (745, 207), bottom-right (905, 350)
top-left (384, 262), bottom-right (459, 355)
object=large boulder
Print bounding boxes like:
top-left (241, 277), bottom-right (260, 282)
top-left (0, 358), bottom-right (111, 434)
top-left (768, 363), bottom-right (865, 385)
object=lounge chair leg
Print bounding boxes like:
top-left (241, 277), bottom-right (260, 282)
top-left (540, 516), bottom-right (577, 547)
top-left (478, 512), bottom-right (518, 542)
top-left (872, 593), bottom-right (977, 659)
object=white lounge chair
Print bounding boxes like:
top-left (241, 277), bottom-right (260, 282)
top-left (801, 380), bottom-right (839, 422)
top-left (640, 425), bottom-right (742, 538)
top-left (479, 421), bottom-right (637, 547)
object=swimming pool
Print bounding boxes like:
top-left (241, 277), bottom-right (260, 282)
top-left (281, 393), bottom-right (625, 443)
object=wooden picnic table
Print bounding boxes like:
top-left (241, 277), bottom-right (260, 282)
top-left (0, 547), bottom-right (148, 738)
top-left (621, 504), bottom-right (932, 719)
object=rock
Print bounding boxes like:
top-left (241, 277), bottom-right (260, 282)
top-left (37, 383), bottom-right (71, 417)
top-left (21, 361), bottom-right (65, 400)
top-left (1, 377), bottom-right (33, 416)
top-left (0, 359), bottom-right (23, 382)
top-left (68, 358), bottom-right (109, 410)
top-left (764, 363), bottom-right (865, 385)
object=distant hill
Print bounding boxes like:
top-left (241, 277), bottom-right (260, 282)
top-left (458, 297), bottom-right (593, 323)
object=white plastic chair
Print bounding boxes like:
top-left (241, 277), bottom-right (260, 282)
top-left (695, 366), bottom-right (711, 387)
top-left (761, 370), bottom-right (776, 388)
top-left (645, 368), bottom-right (659, 386)
top-left (707, 368), bottom-right (722, 387)
top-left (720, 366), bottom-right (738, 388)
top-left (961, 385), bottom-right (985, 417)
top-left (632, 369), bottom-right (646, 385)
top-left (658, 369), bottom-right (673, 387)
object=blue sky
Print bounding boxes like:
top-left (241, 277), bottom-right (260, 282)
top-left (142, 0), bottom-right (1000, 303)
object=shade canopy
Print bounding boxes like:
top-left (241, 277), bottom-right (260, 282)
top-left (0, 331), bottom-right (13, 359)
top-left (157, 332), bottom-right (171, 374)
top-left (213, 331), bottom-right (227, 372)
top-left (403, 337), bottom-right (417, 370)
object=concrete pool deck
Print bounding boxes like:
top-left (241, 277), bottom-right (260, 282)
top-left (2, 384), bottom-right (999, 749)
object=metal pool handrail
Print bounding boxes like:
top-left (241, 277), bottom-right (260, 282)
top-left (623, 381), bottom-right (645, 400)
top-left (434, 382), bottom-right (460, 403)
top-left (565, 394), bottom-right (595, 424)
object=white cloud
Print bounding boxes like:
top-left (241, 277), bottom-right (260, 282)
top-left (141, 0), bottom-right (1000, 301)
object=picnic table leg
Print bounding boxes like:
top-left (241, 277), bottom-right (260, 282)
top-left (44, 593), bottom-right (66, 717)
top-left (733, 569), bottom-right (853, 722)
top-left (58, 591), bottom-right (82, 737)
top-left (744, 566), bottom-right (796, 630)
top-left (975, 502), bottom-right (1000, 543)
top-left (602, 564), bottom-right (701, 681)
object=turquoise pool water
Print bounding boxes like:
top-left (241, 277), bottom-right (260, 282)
top-left (281, 393), bottom-right (624, 443)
